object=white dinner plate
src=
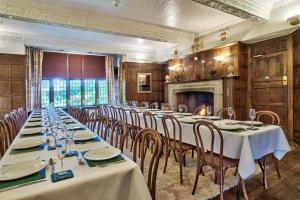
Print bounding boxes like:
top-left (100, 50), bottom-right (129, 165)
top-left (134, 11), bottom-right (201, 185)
top-left (20, 127), bottom-right (45, 135)
top-left (12, 138), bottom-right (44, 150)
top-left (73, 131), bottom-right (98, 141)
top-left (0, 160), bottom-right (46, 181)
top-left (26, 122), bottom-right (43, 126)
top-left (203, 116), bottom-right (221, 120)
top-left (179, 119), bottom-right (197, 124)
top-left (218, 124), bottom-right (241, 131)
top-left (84, 147), bottom-right (121, 161)
top-left (179, 113), bottom-right (193, 116)
top-left (159, 111), bottom-right (174, 113)
top-left (242, 121), bottom-right (263, 126)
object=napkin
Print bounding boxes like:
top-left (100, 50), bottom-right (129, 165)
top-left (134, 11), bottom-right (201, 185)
top-left (81, 152), bottom-right (125, 167)
top-left (73, 136), bottom-right (101, 144)
top-left (20, 132), bottom-right (45, 138)
top-left (0, 168), bottom-right (46, 190)
top-left (9, 144), bottom-right (45, 155)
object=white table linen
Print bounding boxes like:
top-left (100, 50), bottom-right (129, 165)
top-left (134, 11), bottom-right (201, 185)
top-left (0, 110), bottom-right (152, 200)
top-left (123, 109), bottom-right (290, 179)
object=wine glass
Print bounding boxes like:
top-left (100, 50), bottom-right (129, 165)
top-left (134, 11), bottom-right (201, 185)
top-left (155, 103), bottom-right (159, 110)
top-left (57, 149), bottom-right (66, 171)
top-left (227, 107), bottom-right (234, 121)
top-left (178, 104), bottom-right (184, 113)
top-left (171, 104), bottom-right (175, 112)
top-left (249, 108), bottom-right (256, 129)
top-left (206, 106), bottom-right (212, 116)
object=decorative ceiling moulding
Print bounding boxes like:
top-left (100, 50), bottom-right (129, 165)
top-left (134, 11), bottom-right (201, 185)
top-left (0, 0), bottom-right (195, 45)
top-left (192, 0), bottom-right (274, 21)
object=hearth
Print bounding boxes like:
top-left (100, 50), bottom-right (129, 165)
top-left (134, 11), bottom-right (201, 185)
top-left (176, 91), bottom-right (213, 113)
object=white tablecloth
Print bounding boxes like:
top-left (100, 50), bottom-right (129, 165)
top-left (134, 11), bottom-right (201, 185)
top-left (0, 110), bottom-right (152, 200)
top-left (123, 110), bottom-right (290, 179)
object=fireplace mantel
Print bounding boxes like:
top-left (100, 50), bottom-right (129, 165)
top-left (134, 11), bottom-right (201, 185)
top-left (167, 79), bottom-right (223, 114)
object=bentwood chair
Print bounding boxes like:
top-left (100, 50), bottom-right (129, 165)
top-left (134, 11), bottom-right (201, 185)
top-left (143, 111), bottom-right (159, 153)
top-left (96, 115), bottom-right (109, 141)
top-left (178, 104), bottom-right (188, 113)
top-left (118, 107), bottom-right (130, 148)
top-left (130, 109), bottom-right (141, 151)
top-left (162, 115), bottom-right (195, 185)
top-left (133, 128), bottom-right (162, 200)
top-left (4, 114), bottom-right (17, 142)
top-left (255, 110), bottom-right (281, 189)
top-left (192, 120), bottom-right (248, 200)
top-left (86, 112), bottom-right (97, 132)
top-left (216, 108), bottom-right (236, 120)
top-left (149, 102), bottom-right (159, 109)
top-left (0, 120), bottom-right (9, 157)
top-left (109, 120), bottom-right (128, 152)
top-left (140, 102), bottom-right (149, 108)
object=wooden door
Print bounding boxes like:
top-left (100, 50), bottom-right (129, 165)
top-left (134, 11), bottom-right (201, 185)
top-left (251, 51), bottom-right (287, 131)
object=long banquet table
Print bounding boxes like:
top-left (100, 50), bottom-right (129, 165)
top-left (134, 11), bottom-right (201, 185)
top-left (0, 109), bottom-right (152, 200)
top-left (122, 108), bottom-right (291, 180)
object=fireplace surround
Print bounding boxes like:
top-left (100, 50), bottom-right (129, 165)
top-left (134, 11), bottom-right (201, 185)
top-left (167, 80), bottom-right (223, 114)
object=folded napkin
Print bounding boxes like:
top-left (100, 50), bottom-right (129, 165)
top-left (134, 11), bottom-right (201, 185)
top-left (28, 119), bottom-right (42, 123)
top-left (9, 144), bottom-right (45, 155)
top-left (20, 132), bottom-right (45, 138)
top-left (81, 152), bottom-right (125, 167)
top-left (73, 136), bottom-right (101, 144)
top-left (65, 150), bottom-right (79, 157)
top-left (25, 125), bottom-right (44, 129)
top-left (0, 168), bottom-right (46, 190)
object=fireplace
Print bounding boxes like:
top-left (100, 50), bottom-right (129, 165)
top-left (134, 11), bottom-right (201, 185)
top-left (176, 91), bottom-right (213, 113)
top-left (167, 80), bottom-right (223, 115)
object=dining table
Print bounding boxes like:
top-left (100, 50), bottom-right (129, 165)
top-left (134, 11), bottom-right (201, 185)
top-left (120, 107), bottom-right (291, 180)
top-left (0, 109), bottom-right (152, 200)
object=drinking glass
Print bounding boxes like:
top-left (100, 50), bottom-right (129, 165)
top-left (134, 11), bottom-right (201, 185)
top-left (155, 103), bottom-right (159, 110)
top-left (171, 104), bottom-right (175, 112)
top-left (207, 106), bottom-right (212, 116)
top-left (228, 107), bottom-right (234, 121)
top-left (249, 108), bottom-right (256, 129)
top-left (178, 105), bottom-right (183, 113)
top-left (57, 149), bottom-right (66, 171)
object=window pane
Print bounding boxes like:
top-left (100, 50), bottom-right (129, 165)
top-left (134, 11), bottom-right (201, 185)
top-left (70, 80), bottom-right (81, 106)
top-left (84, 79), bottom-right (95, 105)
top-left (98, 80), bottom-right (108, 104)
top-left (53, 79), bottom-right (67, 107)
top-left (41, 80), bottom-right (50, 108)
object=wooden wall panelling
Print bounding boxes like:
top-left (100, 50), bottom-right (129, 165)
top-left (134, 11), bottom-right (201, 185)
top-left (0, 54), bottom-right (25, 119)
top-left (124, 62), bottom-right (166, 104)
top-left (293, 29), bottom-right (300, 143)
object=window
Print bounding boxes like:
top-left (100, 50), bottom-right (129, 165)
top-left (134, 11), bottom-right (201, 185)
top-left (41, 80), bottom-right (50, 108)
top-left (70, 80), bottom-right (81, 106)
top-left (84, 79), bottom-right (96, 105)
top-left (98, 80), bottom-right (108, 104)
top-left (53, 79), bottom-right (67, 107)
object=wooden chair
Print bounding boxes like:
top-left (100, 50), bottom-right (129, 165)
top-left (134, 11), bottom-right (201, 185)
top-left (178, 104), bottom-right (188, 113)
top-left (96, 115), bottom-right (109, 141)
top-left (255, 110), bottom-right (281, 189)
top-left (192, 120), bottom-right (248, 200)
top-left (162, 115), bottom-right (195, 185)
top-left (149, 102), bottom-right (158, 109)
top-left (143, 111), bottom-right (157, 131)
top-left (0, 120), bottom-right (9, 158)
top-left (4, 114), bottom-right (17, 141)
top-left (133, 128), bottom-right (162, 200)
top-left (109, 120), bottom-right (128, 152)
top-left (216, 108), bottom-right (236, 120)
top-left (140, 101), bottom-right (149, 108)
top-left (130, 109), bottom-right (141, 151)
top-left (118, 107), bottom-right (130, 148)
top-left (86, 112), bottom-right (97, 132)
top-left (79, 108), bottom-right (89, 125)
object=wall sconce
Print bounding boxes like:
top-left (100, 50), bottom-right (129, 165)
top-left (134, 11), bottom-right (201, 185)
top-left (287, 15), bottom-right (300, 26)
top-left (168, 63), bottom-right (181, 71)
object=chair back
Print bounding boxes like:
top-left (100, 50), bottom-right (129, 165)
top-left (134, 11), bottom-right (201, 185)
top-left (110, 120), bottom-right (128, 152)
top-left (0, 120), bottom-right (8, 157)
top-left (79, 108), bottom-right (89, 124)
top-left (216, 108), bottom-right (236, 120)
top-left (130, 109), bottom-right (141, 130)
top-left (178, 104), bottom-right (188, 113)
top-left (96, 115), bottom-right (109, 140)
top-left (133, 128), bottom-right (162, 200)
top-left (149, 102), bottom-right (158, 109)
top-left (162, 115), bottom-right (183, 148)
top-left (140, 102), bottom-right (149, 108)
top-left (86, 112), bottom-right (97, 131)
top-left (143, 111), bottom-right (157, 131)
top-left (193, 120), bottom-right (224, 168)
top-left (256, 110), bottom-right (280, 125)
top-left (4, 114), bottom-right (17, 140)
top-left (118, 107), bottom-right (127, 123)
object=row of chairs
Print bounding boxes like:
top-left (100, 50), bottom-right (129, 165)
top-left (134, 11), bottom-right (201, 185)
top-left (0, 107), bottom-right (27, 157)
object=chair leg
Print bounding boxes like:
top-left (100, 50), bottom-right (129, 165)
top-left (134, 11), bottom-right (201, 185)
top-left (192, 171), bottom-right (200, 195)
top-left (163, 148), bottom-right (171, 173)
top-left (220, 169), bottom-right (224, 200)
top-left (274, 156), bottom-right (281, 179)
top-left (191, 149), bottom-right (194, 158)
top-left (263, 156), bottom-right (268, 190)
top-left (183, 154), bottom-right (186, 167)
top-left (179, 153), bottom-right (183, 185)
top-left (173, 150), bottom-right (178, 162)
top-left (234, 167), bottom-right (238, 176)
top-left (240, 178), bottom-right (249, 200)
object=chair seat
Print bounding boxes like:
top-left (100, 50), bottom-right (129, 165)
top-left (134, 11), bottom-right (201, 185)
top-left (204, 152), bottom-right (238, 168)
top-left (168, 140), bottom-right (195, 152)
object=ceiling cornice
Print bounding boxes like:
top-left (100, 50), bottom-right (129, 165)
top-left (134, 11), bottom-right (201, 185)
top-left (0, 0), bottom-right (195, 45)
top-left (192, 0), bottom-right (274, 21)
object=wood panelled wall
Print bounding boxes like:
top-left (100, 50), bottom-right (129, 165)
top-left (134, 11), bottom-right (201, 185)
top-left (124, 62), bottom-right (166, 103)
top-left (0, 54), bottom-right (26, 119)
top-left (248, 36), bottom-right (293, 139)
top-left (293, 30), bottom-right (300, 143)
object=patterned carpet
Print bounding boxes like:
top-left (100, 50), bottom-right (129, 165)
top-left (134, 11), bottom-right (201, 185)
top-left (123, 144), bottom-right (240, 200)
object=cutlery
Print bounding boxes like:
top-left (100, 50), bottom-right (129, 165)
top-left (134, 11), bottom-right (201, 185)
top-left (0, 179), bottom-right (47, 193)
top-left (98, 159), bottom-right (127, 168)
